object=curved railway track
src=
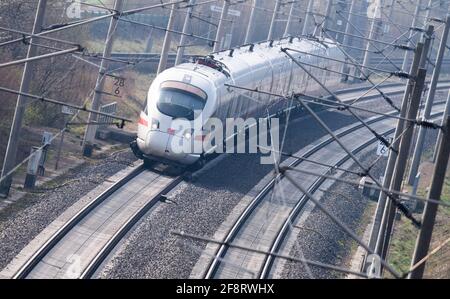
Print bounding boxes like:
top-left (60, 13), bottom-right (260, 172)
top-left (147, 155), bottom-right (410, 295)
top-left (13, 166), bottom-right (183, 279)
top-left (9, 81), bottom-right (450, 279)
top-left (203, 102), bottom-right (447, 279)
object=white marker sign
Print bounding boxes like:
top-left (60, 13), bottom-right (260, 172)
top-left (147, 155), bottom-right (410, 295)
top-left (66, 2), bottom-right (81, 19)
top-left (62, 105), bottom-right (77, 115)
top-left (377, 138), bottom-right (393, 157)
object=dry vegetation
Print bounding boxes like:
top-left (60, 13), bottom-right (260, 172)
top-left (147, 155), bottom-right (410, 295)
top-left (387, 163), bottom-right (450, 278)
top-left (0, 1), bottom-right (160, 169)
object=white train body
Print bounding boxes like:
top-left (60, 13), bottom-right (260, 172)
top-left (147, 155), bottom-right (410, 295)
top-left (132, 37), bottom-right (344, 166)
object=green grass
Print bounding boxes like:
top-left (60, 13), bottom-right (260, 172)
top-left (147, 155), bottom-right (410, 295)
top-left (422, 147), bottom-right (435, 162)
top-left (85, 38), bottom-right (147, 53)
top-left (386, 171), bottom-right (450, 277)
top-left (387, 219), bottom-right (417, 275)
top-left (442, 173), bottom-right (450, 199)
top-left (440, 173), bottom-right (450, 217)
top-left (68, 125), bottom-right (87, 139)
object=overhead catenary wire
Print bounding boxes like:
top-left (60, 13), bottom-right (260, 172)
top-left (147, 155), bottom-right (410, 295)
top-left (278, 170), bottom-right (401, 278)
top-left (314, 9), bottom-right (401, 72)
top-left (256, 145), bottom-right (365, 177)
top-left (281, 166), bottom-right (450, 209)
top-left (281, 48), bottom-right (400, 149)
top-left (324, 28), bottom-right (415, 51)
top-left (0, 75), bottom-right (100, 189)
top-left (0, 46), bottom-right (82, 69)
top-left (282, 46), bottom-right (409, 78)
top-left (0, 0), bottom-right (189, 49)
top-left (118, 16), bottom-right (217, 43)
top-left (365, 123), bottom-right (413, 174)
top-left (0, 26), bottom-right (82, 47)
top-left (172, 231), bottom-right (370, 278)
top-left (223, 83), bottom-right (442, 129)
top-left (334, 8), bottom-right (423, 58)
top-left (0, 86), bottom-right (132, 124)
top-left (286, 90), bottom-right (422, 227)
top-left (320, 29), bottom-right (403, 112)
top-left (0, 0), bottom-right (448, 279)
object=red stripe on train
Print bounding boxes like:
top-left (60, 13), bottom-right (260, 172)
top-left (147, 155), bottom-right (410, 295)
top-left (139, 117), bottom-right (148, 127)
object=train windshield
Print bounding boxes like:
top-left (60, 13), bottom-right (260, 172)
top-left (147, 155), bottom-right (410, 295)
top-left (156, 81), bottom-right (207, 121)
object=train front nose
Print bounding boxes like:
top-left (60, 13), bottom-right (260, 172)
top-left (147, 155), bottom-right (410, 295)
top-left (146, 130), bottom-right (171, 156)
top-left (145, 129), bottom-right (200, 165)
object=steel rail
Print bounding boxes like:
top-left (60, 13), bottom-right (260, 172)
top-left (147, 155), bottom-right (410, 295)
top-left (80, 176), bottom-right (184, 278)
top-left (208, 104), bottom-right (446, 279)
top-left (11, 82), bottom-right (450, 279)
top-left (14, 165), bottom-right (184, 279)
top-left (203, 81), bottom-right (450, 279)
top-left (203, 105), bottom-right (393, 279)
top-left (259, 106), bottom-right (446, 279)
top-left (13, 165), bottom-right (145, 279)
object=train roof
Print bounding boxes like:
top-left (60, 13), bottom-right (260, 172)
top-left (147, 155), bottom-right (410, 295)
top-left (174, 36), bottom-right (337, 83)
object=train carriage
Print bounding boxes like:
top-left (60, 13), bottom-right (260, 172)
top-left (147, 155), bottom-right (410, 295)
top-left (131, 36), bottom-right (345, 168)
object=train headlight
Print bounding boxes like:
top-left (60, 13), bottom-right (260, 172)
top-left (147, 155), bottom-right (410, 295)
top-left (151, 119), bottom-right (160, 130)
top-left (184, 129), bottom-right (194, 140)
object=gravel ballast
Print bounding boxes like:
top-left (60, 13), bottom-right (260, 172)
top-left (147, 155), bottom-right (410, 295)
top-left (2, 89), bottom-right (443, 278)
top-left (0, 150), bottom-right (137, 271)
top-left (100, 95), bottom-right (406, 279)
top-left (280, 149), bottom-right (385, 279)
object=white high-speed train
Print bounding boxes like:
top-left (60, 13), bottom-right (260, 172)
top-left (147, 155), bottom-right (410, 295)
top-left (130, 36), bottom-right (345, 168)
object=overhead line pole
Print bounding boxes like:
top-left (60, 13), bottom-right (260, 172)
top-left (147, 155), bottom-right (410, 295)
top-left (244, 0), bottom-right (261, 43)
top-left (341, 0), bottom-right (358, 81)
top-left (403, 0), bottom-right (425, 71)
top-left (365, 41), bottom-right (425, 271)
top-left (330, 8), bottom-right (402, 73)
top-left (408, 14), bottom-right (450, 185)
top-left (322, 0), bottom-right (334, 37)
top-left (213, 0), bottom-right (230, 52)
top-left (375, 26), bottom-right (435, 268)
top-left (157, 3), bottom-right (178, 74)
top-left (379, 68), bottom-right (429, 264)
top-left (433, 90), bottom-right (450, 162)
top-left (361, 1), bottom-right (383, 77)
top-left (267, 0), bottom-right (282, 41)
top-left (118, 17), bottom-right (215, 43)
top-left (283, 0), bottom-right (297, 37)
top-left (409, 115), bottom-right (450, 279)
top-left (0, 0), bottom-right (188, 49)
top-left (0, 0), bottom-right (47, 198)
top-left (302, 0), bottom-right (314, 36)
top-left (283, 48), bottom-right (421, 227)
top-left (175, 0), bottom-right (196, 66)
top-left (419, 25), bottom-right (435, 68)
top-left (82, 0), bottom-right (124, 157)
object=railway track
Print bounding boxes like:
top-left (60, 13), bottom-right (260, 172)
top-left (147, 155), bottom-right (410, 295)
top-left (202, 102), bottom-right (447, 279)
top-left (13, 166), bottom-right (183, 279)
top-left (7, 81), bottom-right (450, 279)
